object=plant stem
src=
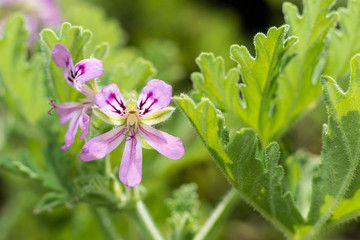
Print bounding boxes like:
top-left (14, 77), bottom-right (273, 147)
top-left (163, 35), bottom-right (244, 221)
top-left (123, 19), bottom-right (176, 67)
top-left (92, 206), bottom-right (123, 240)
top-left (133, 200), bottom-right (165, 240)
top-left (194, 188), bottom-right (239, 240)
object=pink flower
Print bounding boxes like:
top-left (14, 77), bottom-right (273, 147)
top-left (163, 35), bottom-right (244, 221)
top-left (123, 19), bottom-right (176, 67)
top-left (49, 44), bottom-right (103, 150)
top-left (79, 80), bottom-right (185, 187)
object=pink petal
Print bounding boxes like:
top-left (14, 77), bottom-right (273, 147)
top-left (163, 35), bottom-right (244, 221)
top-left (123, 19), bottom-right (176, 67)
top-left (74, 58), bottom-right (104, 90)
top-left (119, 134), bottom-right (142, 187)
top-left (61, 109), bottom-right (83, 151)
top-left (137, 79), bottom-right (172, 117)
top-left (138, 124), bottom-right (184, 159)
top-left (95, 84), bottom-right (127, 118)
top-left (79, 108), bottom-right (90, 140)
top-left (52, 44), bottom-right (73, 72)
top-left (79, 126), bottom-right (126, 161)
top-left (53, 102), bottom-right (83, 125)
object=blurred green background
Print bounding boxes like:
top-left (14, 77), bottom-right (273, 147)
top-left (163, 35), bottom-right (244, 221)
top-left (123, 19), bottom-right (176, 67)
top-left (1, 0), bottom-right (357, 239)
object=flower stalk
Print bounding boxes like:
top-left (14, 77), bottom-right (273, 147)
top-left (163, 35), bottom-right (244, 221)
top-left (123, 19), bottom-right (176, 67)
top-left (194, 188), bottom-right (239, 240)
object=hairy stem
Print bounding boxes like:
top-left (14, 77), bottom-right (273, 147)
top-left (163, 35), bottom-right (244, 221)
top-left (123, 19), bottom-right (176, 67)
top-left (194, 188), bottom-right (239, 240)
top-left (92, 207), bottom-right (123, 240)
top-left (133, 200), bottom-right (165, 240)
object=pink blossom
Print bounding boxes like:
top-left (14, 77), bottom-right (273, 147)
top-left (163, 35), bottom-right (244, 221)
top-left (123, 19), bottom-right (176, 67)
top-left (49, 44), bottom-right (103, 150)
top-left (79, 80), bottom-right (185, 187)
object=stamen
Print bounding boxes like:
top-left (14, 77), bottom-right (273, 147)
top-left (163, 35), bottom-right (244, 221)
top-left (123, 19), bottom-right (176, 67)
top-left (124, 126), bottom-right (138, 141)
top-left (48, 97), bottom-right (56, 115)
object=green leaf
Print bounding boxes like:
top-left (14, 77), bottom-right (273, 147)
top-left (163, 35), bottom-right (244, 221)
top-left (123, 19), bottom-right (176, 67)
top-left (275, 0), bottom-right (338, 137)
top-left (174, 95), bottom-right (304, 238)
top-left (34, 191), bottom-right (71, 214)
top-left (0, 152), bottom-right (42, 181)
top-left (284, 151), bottom-right (321, 218)
top-left (324, 0), bottom-right (360, 84)
top-left (0, 14), bottom-right (48, 124)
top-left (191, 53), bottom-right (241, 115)
top-left (0, 151), bottom-right (63, 192)
top-left (41, 22), bottom-right (93, 102)
top-left (166, 183), bottom-right (200, 239)
top-left (92, 42), bottom-right (110, 60)
top-left (230, 25), bottom-right (297, 143)
top-left (191, 26), bottom-right (297, 145)
top-left (305, 54), bottom-right (360, 237)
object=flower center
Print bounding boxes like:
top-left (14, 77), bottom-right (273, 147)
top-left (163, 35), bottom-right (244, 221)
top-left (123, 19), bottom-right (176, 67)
top-left (125, 105), bottom-right (140, 138)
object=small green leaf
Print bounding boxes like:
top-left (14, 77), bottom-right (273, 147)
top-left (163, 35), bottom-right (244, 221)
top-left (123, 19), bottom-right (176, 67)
top-left (92, 42), bottom-right (110, 60)
top-left (0, 152), bottom-right (42, 181)
top-left (34, 192), bottom-right (70, 214)
top-left (139, 107), bottom-right (175, 126)
top-left (166, 183), bottom-right (200, 239)
top-left (191, 53), bottom-right (241, 114)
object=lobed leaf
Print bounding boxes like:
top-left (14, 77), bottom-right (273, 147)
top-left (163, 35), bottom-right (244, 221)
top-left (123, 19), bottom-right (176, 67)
top-left (324, 0), bottom-right (360, 84)
top-left (230, 25), bottom-right (297, 143)
top-left (174, 95), bottom-right (304, 238)
top-left (191, 25), bottom-right (298, 145)
top-left (305, 54), bottom-right (360, 237)
top-left (275, 0), bottom-right (338, 138)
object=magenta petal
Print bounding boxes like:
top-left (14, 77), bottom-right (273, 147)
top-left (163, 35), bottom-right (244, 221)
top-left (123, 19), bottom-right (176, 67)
top-left (52, 44), bottom-right (73, 71)
top-left (138, 124), bottom-right (184, 159)
top-left (79, 126), bottom-right (126, 161)
top-left (61, 109), bottom-right (83, 151)
top-left (54, 102), bottom-right (83, 125)
top-left (74, 58), bottom-right (104, 90)
top-left (95, 84), bottom-right (127, 117)
top-left (137, 79), bottom-right (172, 117)
top-left (79, 109), bottom-right (90, 140)
top-left (119, 134), bottom-right (143, 187)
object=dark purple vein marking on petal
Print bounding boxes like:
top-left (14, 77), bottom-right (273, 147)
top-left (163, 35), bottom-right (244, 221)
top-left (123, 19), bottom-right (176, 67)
top-left (105, 93), bottom-right (126, 116)
top-left (138, 92), bottom-right (153, 110)
top-left (75, 64), bottom-right (85, 77)
top-left (142, 99), bottom-right (157, 115)
top-left (111, 93), bottom-right (126, 110)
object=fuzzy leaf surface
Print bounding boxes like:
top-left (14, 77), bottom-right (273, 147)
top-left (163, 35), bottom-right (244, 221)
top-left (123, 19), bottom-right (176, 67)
top-left (275, 0), bottom-right (338, 137)
top-left (306, 54), bottom-right (360, 237)
top-left (174, 95), bottom-right (304, 237)
top-left (324, 0), bottom-right (360, 83)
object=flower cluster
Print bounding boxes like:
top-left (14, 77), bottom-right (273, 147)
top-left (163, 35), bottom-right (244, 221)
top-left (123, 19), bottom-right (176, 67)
top-left (49, 44), bottom-right (184, 187)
